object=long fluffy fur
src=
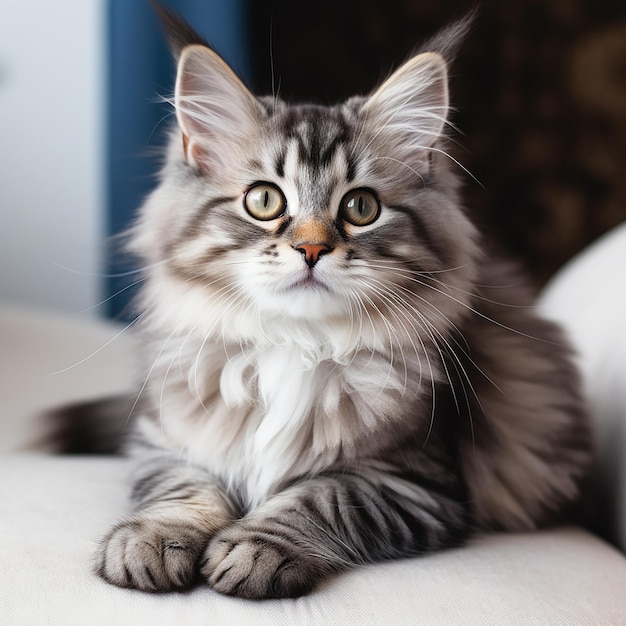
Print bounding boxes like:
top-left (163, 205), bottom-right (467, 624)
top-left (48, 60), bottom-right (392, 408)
top-left (54, 10), bottom-right (591, 599)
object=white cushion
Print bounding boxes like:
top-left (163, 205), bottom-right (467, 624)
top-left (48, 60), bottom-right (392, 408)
top-left (539, 222), bottom-right (626, 550)
top-left (2, 296), bottom-right (626, 623)
top-left (2, 455), bottom-right (626, 624)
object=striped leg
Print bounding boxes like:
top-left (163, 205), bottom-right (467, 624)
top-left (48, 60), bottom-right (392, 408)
top-left (202, 469), bottom-right (469, 599)
top-left (95, 456), bottom-right (235, 591)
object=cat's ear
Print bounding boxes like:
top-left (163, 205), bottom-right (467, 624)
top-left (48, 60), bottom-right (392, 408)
top-left (174, 45), bottom-right (260, 173)
top-left (362, 52), bottom-right (449, 166)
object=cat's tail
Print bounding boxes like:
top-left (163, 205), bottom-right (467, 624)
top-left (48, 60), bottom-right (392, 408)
top-left (37, 396), bottom-right (133, 455)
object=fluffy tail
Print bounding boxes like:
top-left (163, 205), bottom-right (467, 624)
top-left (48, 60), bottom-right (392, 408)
top-left (40, 396), bottom-right (134, 454)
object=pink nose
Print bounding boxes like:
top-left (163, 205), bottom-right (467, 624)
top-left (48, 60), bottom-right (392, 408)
top-left (294, 243), bottom-right (333, 268)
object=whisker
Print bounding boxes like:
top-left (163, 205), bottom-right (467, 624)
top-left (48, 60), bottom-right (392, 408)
top-left (358, 277), bottom-right (440, 438)
top-left (369, 156), bottom-right (425, 185)
top-left (51, 307), bottom-right (151, 375)
top-left (53, 259), bottom-right (169, 278)
top-left (349, 283), bottom-right (402, 402)
top-left (67, 277), bottom-right (147, 316)
top-left (360, 269), bottom-right (508, 448)
top-left (380, 270), bottom-right (555, 345)
top-left (355, 280), bottom-right (411, 395)
top-left (126, 315), bottom-right (189, 432)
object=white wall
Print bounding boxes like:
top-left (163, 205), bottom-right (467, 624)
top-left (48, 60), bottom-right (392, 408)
top-left (0, 0), bottom-right (104, 316)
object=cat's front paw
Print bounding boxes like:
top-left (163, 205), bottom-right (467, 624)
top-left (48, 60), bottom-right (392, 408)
top-left (95, 516), bottom-right (209, 592)
top-left (202, 525), bottom-right (321, 599)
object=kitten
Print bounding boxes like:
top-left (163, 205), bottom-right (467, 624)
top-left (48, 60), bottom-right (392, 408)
top-left (55, 7), bottom-right (591, 599)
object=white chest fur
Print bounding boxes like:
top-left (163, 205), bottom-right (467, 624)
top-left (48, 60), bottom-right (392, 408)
top-left (149, 337), bottom-right (418, 508)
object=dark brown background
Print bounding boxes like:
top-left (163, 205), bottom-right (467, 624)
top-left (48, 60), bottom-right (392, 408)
top-left (248, 0), bottom-right (626, 286)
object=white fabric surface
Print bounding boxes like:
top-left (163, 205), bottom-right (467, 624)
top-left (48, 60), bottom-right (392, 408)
top-left (2, 455), bottom-right (626, 625)
top-left (539, 221), bottom-right (626, 551)
top-left (2, 225), bottom-right (626, 626)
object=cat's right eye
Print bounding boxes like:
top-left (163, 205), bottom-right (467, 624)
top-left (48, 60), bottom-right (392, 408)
top-left (244, 183), bottom-right (286, 221)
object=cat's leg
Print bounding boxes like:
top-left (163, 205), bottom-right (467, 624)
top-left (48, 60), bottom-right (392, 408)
top-left (96, 455), bottom-right (235, 592)
top-left (202, 469), bottom-right (469, 599)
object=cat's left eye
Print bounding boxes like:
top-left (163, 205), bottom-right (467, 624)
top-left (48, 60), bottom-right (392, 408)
top-left (244, 183), bottom-right (286, 221)
top-left (339, 189), bottom-right (381, 226)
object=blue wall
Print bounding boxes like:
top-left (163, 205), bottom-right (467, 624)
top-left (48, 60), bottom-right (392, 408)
top-left (106, 0), bottom-right (249, 319)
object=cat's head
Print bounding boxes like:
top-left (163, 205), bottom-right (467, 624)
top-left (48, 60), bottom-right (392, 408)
top-left (133, 9), bottom-right (479, 353)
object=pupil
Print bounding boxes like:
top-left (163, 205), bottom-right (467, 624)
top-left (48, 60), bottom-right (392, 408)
top-left (263, 190), bottom-right (269, 208)
top-left (358, 196), bottom-right (364, 215)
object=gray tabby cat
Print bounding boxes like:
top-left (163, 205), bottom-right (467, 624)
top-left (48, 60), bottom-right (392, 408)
top-left (60, 8), bottom-right (591, 599)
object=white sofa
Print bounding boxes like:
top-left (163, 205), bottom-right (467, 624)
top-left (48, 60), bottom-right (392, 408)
top-left (2, 224), bottom-right (626, 624)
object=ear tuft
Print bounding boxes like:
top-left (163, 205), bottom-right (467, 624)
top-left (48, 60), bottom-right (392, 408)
top-left (151, 1), bottom-right (209, 60)
top-left (416, 11), bottom-right (476, 64)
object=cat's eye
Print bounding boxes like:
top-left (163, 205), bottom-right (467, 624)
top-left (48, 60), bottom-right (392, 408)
top-left (244, 183), bottom-right (286, 221)
top-left (339, 189), bottom-right (381, 226)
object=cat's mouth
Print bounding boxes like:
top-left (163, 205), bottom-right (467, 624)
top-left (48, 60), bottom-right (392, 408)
top-left (286, 272), bottom-right (330, 292)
